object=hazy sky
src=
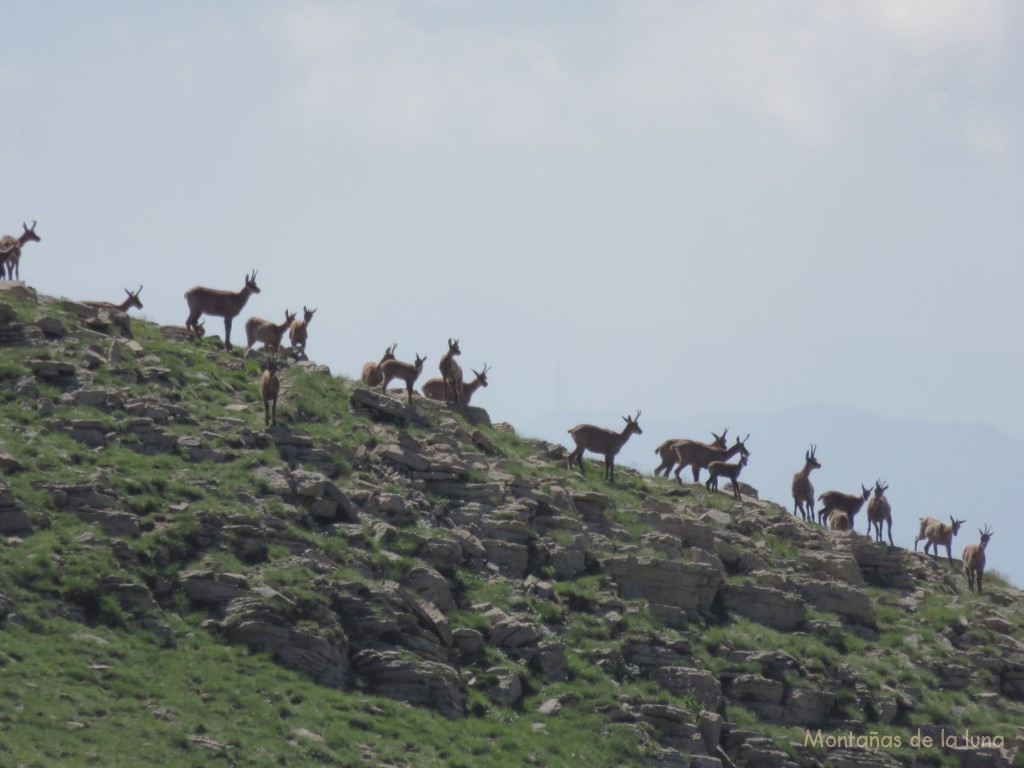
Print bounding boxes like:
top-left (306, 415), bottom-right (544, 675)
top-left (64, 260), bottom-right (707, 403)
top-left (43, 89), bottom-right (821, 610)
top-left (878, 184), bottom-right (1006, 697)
top-left (4, 5), bottom-right (1022, 475)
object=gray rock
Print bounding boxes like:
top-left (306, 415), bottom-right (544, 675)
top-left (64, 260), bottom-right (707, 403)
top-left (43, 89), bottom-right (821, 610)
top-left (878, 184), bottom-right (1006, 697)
top-left (605, 556), bottom-right (723, 614)
top-left (720, 583), bottom-right (806, 631)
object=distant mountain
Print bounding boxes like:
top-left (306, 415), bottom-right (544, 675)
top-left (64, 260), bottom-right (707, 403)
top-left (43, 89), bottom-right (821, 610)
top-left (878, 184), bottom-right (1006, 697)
top-left (525, 403), bottom-right (1022, 587)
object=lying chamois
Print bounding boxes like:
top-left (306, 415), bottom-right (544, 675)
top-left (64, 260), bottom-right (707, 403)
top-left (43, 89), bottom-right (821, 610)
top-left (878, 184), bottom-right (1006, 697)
top-left (380, 353), bottom-right (426, 403)
top-left (0, 220), bottom-right (41, 280)
top-left (865, 479), bottom-right (894, 546)
top-left (706, 453), bottom-right (748, 500)
top-left (963, 525), bottom-right (994, 593)
top-left (439, 338), bottom-right (463, 404)
top-left (791, 445), bottom-right (821, 521)
top-left (567, 411), bottom-right (642, 483)
top-left (260, 358), bottom-right (281, 427)
top-left (654, 428), bottom-right (727, 478)
top-left (914, 515), bottom-right (965, 563)
top-left (289, 306), bottom-right (317, 354)
top-left (817, 483), bottom-right (871, 528)
top-left (361, 343), bottom-right (397, 387)
top-left (672, 435), bottom-right (749, 485)
top-left (164, 320), bottom-right (206, 340)
top-left (422, 364), bottom-right (490, 404)
top-left (245, 309), bottom-right (296, 354)
top-left (83, 285), bottom-right (144, 314)
top-left (184, 269), bottom-right (261, 351)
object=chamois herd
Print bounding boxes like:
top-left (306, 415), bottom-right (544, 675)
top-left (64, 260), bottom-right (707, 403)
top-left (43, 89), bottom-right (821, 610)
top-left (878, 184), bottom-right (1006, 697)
top-left (0, 235), bottom-right (1000, 594)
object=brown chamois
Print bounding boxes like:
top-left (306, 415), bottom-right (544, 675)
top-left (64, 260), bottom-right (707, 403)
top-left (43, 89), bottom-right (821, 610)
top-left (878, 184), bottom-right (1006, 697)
top-left (672, 434), bottom-right (750, 485)
top-left (439, 338), bottom-right (463, 404)
top-left (379, 353), bottom-right (427, 403)
top-left (865, 479), bottom-right (894, 546)
top-left (259, 358), bottom-right (281, 427)
top-left (817, 483), bottom-right (871, 527)
top-left (245, 309), bottom-right (297, 354)
top-left (828, 510), bottom-right (851, 531)
top-left (184, 269), bottom-right (261, 351)
top-left (653, 428), bottom-right (727, 478)
top-left (706, 453), bottom-right (748, 500)
top-left (791, 444), bottom-right (821, 521)
top-left (361, 343), bottom-right (397, 387)
top-left (164, 320), bottom-right (206, 340)
top-left (567, 411), bottom-right (643, 483)
top-left (288, 306), bottom-right (317, 354)
top-left (963, 525), bottom-right (994, 593)
top-left (0, 221), bottom-right (41, 280)
top-left (422, 364), bottom-right (490, 404)
top-left (914, 515), bottom-right (965, 563)
top-left (83, 285), bottom-right (144, 314)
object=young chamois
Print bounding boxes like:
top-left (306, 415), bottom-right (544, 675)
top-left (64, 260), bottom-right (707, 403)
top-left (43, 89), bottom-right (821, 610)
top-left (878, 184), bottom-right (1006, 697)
top-left (83, 285), bottom-right (144, 314)
top-left (567, 411), bottom-right (642, 483)
top-left (164, 320), bottom-right (206, 340)
top-left (260, 358), bottom-right (281, 427)
top-left (288, 306), bottom-right (317, 354)
top-left (422, 364), bottom-right (490, 404)
top-left (439, 338), bottom-right (463, 404)
top-left (0, 221), bottom-right (41, 281)
top-left (245, 309), bottom-right (296, 354)
top-left (361, 344), bottom-right (397, 387)
top-left (706, 454), bottom-right (748, 500)
top-left (828, 510), bottom-right (851, 531)
top-left (791, 445), bottom-right (821, 521)
top-left (379, 353), bottom-right (427, 403)
top-left (963, 525), bottom-right (994, 593)
top-left (914, 515), bottom-right (965, 563)
top-left (817, 483), bottom-right (871, 528)
top-left (653, 429), bottom-right (727, 478)
top-left (184, 269), bottom-right (261, 351)
top-left (672, 435), bottom-right (749, 486)
top-left (865, 480), bottom-right (894, 546)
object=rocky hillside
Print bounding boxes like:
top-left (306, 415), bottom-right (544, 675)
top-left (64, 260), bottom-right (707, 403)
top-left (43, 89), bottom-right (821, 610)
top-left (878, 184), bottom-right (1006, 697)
top-left (0, 282), bottom-right (1021, 768)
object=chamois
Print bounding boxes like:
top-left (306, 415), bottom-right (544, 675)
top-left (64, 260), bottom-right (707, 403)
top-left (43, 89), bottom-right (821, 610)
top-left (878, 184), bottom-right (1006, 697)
top-left (184, 269), bottom-right (261, 351)
top-left (963, 525), bottom-right (994, 593)
top-left (654, 429), bottom-right (727, 478)
top-left (672, 435), bottom-right (750, 485)
top-left (828, 510), bottom-right (851, 531)
top-left (260, 358), bottom-right (280, 427)
top-left (380, 353), bottom-right (427, 403)
top-left (706, 454), bottom-right (748, 500)
top-left (567, 411), bottom-right (643, 483)
top-left (245, 309), bottom-right (296, 354)
top-left (439, 338), bottom-right (463, 404)
top-left (288, 306), bottom-right (317, 354)
top-left (0, 221), bottom-right (41, 280)
top-left (361, 343), bottom-right (397, 387)
top-left (791, 445), bottom-right (821, 521)
top-left (83, 285), bottom-right (144, 314)
top-left (866, 480), bottom-right (894, 546)
top-left (914, 515), bottom-right (965, 563)
top-left (422, 364), bottom-right (490, 404)
top-left (165, 320), bottom-right (206, 340)
top-left (817, 483), bottom-right (871, 528)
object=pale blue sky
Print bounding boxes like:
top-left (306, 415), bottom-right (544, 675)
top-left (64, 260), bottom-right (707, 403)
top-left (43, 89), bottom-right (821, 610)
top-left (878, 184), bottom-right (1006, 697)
top-left (3, 2), bottom-right (1022, 575)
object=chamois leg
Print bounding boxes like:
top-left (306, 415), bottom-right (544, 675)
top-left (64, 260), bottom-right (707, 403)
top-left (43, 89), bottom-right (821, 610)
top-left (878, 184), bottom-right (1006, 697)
top-left (223, 317), bottom-right (234, 351)
top-left (730, 479), bottom-right (741, 500)
top-left (691, 465), bottom-right (701, 483)
top-left (885, 521), bottom-right (893, 547)
top-left (270, 394), bottom-right (277, 426)
top-left (977, 570), bottom-right (983, 593)
top-left (605, 455), bottom-right (614, 483)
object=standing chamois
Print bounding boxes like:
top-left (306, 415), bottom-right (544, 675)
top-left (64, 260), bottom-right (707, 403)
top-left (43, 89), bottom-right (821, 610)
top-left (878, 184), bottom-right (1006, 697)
top-left (706, 454), bottom-right (748, 500)
top-left (865, 480), bottom-right (894, 546)
top-left (791, 445), bottom-right (821, 521)
top-left (567, 411), bottom-right (642, 483)
top-left (672, 435), bottom-right (750, 485)
top-left (83, 285), bottom-right (144, 314)
top-left (963, 525), bottom-right (994, 593)
top-left (260, 358), bottom-right (281, 427)
top-left (245, 309), bottom-right (297, 354)
top-left (0, 221), bottom-right (41, 280)
top-left (422, 364), bottom-right (490, 404)
top-left (914, 515), bottom-right (965, 563)
top-left (361, 344), bottom-right (397, 387)
top-left (439, 338), bottom-right (463, 404)
top-left (653, 428), bottom-right (727, 478)
top-left (288, 306), bottom-right (317, 355)
top-left (379, 353), bottom-right (427, 403)
top-left (184, 269), bottom-right (261, 351)
top-left (817, 483), bottom-right (871, 528)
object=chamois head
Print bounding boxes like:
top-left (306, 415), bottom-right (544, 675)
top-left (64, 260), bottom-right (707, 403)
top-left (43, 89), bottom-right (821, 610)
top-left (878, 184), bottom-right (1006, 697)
top-left (978, 524), bottom-right (993, 549)
top-left (873, 479), bottom-right (888, 497)
top-left (623, 410), bottom-right (643, 436)
top-left (244, 270), bottom-right (261, 295)
top-left (447, 338), bottom-right (461, 356)
top-left (805, 444), bottom-right (820, 468)
top-left (414, 353), bottom-right (427, 372)
top-left (711, 428), bottom-right (729, 448)
top-left (736, 434), bottom-right (751, 457)
top-left (21, 221), bottom-right (40, 244)
top-left (124, 285), bottom-right (144, 311)
top-left (950, 516), bottom-right (966, 536)
top-left (471, 364), bottom-right (491, 387)
top-left (193, 320), bottom-right (206, 339)
top-left (301, 306), bottom-right (317, 324)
